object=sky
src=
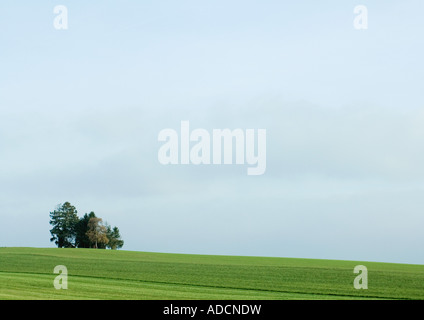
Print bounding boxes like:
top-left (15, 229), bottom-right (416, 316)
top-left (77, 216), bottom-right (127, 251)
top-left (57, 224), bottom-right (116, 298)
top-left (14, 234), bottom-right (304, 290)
top-left (0, 1), bottom-right (424, 264)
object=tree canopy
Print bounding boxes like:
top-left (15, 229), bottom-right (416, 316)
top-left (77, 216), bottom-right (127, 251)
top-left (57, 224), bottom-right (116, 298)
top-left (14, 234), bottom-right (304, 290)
top-left (106, 225), bottom-right (124, 250)
top-left (86, 217), bottom-right (109, 249)
top-left (75, 211), bottom-right (96, 248)
top-left (49, 202), bottom-right (124, 249)
top-left (49, 202), bottom-right (79, 248)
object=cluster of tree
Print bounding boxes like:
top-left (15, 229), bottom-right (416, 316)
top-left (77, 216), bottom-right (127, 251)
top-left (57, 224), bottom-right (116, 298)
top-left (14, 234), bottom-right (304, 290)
top-left (49, 202), bottom-right (124, 249)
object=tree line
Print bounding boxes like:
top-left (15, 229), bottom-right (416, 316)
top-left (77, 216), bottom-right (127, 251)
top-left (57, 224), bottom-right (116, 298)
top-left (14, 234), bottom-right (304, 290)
top-left (49, 202), bottom-right (124, 249)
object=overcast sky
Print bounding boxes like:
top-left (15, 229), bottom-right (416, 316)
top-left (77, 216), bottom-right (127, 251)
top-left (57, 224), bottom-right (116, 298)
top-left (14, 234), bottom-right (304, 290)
top-left (1, 1), bottom-right (424, 264)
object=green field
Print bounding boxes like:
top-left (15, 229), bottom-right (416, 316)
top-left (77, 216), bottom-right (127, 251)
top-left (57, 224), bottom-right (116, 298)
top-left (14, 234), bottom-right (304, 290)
top-left (0, 247), bottom-right (423, 300)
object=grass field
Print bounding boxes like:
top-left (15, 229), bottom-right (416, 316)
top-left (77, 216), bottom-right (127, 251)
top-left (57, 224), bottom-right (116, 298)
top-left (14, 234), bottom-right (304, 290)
top-left (0, 247), bottom-right (423, 300)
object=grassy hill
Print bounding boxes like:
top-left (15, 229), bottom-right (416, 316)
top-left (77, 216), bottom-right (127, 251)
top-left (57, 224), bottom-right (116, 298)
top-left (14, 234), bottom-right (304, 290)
top-left (0, 247), bottom-right (423, 300)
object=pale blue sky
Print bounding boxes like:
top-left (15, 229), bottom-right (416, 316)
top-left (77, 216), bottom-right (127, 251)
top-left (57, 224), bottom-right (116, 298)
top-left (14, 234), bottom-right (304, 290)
top-left (1, 1), bottom-right (424, 264)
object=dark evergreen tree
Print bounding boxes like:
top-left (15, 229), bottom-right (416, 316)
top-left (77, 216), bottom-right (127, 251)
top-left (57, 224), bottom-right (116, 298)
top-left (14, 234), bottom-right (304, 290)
top-left (49, 202), bottom-right (79, 248)
top-left (106, 225), bottom-right (124, 250)
top-left (75, 211), bottom-right (96, 248)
